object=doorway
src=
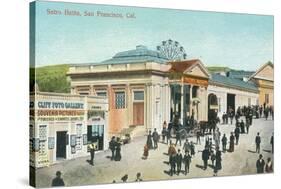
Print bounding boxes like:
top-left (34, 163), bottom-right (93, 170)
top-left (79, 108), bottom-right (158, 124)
top-left (87, 125), bottom-right (104, 151)
top-left (227, 93), bottom-right (235, 112)
top-left (56, 131), bottom-right (67, 159)
top-left (208, 93), bottom-right (218, 121)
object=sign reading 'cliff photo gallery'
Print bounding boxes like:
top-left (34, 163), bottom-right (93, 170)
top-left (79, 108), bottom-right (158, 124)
top-left (29, 0), bottom-right (274, 188)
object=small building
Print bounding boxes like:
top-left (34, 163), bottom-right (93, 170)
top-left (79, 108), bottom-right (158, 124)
top-left (208, 73), bottom-right (259, 118)
top-left (248, 62), bottom-right (274, 107)
top-left (30, 91), bottom-right (108, 168)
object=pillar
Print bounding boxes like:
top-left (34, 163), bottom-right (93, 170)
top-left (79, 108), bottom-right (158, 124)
top-left (180, 83), bottom-right (184, 125)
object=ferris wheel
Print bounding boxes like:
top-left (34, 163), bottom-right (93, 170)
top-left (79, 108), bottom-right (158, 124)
top-left (157, 39), bottom-right (187, 61)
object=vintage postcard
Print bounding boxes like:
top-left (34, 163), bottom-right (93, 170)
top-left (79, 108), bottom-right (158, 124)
top-left (29, 1), bottom-right (274, 188)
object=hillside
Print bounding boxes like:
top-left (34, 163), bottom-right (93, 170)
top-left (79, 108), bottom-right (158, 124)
top-left (30, 64), bottom-right (70, 93)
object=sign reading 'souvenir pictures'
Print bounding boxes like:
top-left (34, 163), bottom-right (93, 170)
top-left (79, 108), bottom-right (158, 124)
top-left (35, 100), bottom-right (85, 121)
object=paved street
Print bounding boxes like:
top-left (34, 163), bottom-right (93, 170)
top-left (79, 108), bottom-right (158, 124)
top-left (36, 117), bottom-right (274, 188)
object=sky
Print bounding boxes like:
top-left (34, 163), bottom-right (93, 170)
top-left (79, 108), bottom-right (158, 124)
top-left (33, 1), bottom-right (274, 71)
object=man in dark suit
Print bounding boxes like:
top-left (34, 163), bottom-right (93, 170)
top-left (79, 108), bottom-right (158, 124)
top-left (183, 151), bottom-right (192, 175)
top-left (202, 146), bottom-right (210, 170)
top-left (175, 149), bottom-right (183, 175)
top-left (169, 153), bottom-right (176, 176)
top-left (221, 134), bottom-right (227, 152)
top-left (234, 126), bottom-right (240, 145)
top-left (270, 133), bottom-right (274, 153)
top-left (89, 142), bottom-right (96, 166)
top-left (256, 154), bottom-right (265, 173)
top-left (152, 128), bottom-right (159, 149)
top-left (255, 132), bottom-right (261, 153)
top-left (109, 136), bottom-right (116, 160)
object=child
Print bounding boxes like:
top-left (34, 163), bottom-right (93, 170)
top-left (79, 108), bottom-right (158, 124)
top-left (142, 144), bottom-right (149, 160)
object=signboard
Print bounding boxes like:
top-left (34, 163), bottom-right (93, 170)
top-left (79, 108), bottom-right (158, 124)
top-left (35, 100), bottom-right (85, 121)
top-left (183, 77), bottom-right (208, 87)
top-left (210, 105), bottom-right (219, 110)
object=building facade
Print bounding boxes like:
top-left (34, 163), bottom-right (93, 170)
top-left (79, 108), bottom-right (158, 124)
top-left (68, 45), bottom-right (272, 137)
top-left (168, 60), bottom-right (209, 124)
top-left (249, 62), bottom-right (274, 107)
top-left (208, 73), bottom-right (259, 118)
top-left (30, 91), bottom-right (108, 168)
top-left (68, 46), bottom-right (211, 137)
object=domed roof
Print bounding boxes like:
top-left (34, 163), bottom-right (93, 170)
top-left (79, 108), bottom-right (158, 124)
top-left (101, 45), bottom-right (169, 65)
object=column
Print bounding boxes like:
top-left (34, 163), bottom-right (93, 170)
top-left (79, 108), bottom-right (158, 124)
top-left (166, 84), bottom-right (170, 123)
top-left (189, 85), bottom-right (193, 117)
top-left (180, 83), bottom-right (184, 125)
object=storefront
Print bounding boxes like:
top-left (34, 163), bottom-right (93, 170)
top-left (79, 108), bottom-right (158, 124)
top-left (30, 92), bottom-right (108, 168)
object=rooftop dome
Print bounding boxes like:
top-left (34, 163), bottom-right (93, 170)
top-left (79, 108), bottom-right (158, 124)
top-left (101, 45), bottom-right (169, 65)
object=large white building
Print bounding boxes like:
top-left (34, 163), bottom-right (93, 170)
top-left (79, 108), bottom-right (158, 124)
top-left (68, 46), bottom-right (210, 137)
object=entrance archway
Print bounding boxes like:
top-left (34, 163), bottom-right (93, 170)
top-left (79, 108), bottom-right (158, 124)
top-left (208, 93), bottom-right (218, 122)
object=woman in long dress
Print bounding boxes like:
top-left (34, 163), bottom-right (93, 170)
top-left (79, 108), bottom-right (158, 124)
top-left (229, 132), bottom-right (235, 152)
top-left (147, 130), bottom-right (153, 149)
top-left (115, 139), bottom-right (122, 161)
top-left (214, 149), bottom-right (222, 176)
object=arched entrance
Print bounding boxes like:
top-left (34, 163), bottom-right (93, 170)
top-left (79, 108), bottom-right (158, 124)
top-left (208, 93), bottom-right (218, 122)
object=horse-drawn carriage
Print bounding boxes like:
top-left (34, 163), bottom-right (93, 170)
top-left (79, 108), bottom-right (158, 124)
top-left (167, 115), bottom-right (219, 139)
top-left (167, 117), bottom-right (200, 139)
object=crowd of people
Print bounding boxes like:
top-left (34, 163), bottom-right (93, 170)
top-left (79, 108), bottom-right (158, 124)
top-left (142, 104), bottom-right (274, 177)
top-left (50, 103), bottom-right (273, 186)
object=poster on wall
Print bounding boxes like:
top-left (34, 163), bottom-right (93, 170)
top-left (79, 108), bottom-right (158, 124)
top-left (29, 0), bottom-right (274, 188)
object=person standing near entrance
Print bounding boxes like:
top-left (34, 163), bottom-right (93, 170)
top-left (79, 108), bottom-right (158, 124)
top-left (109, 136), bottom-right (116, 161)
top-left (89, 142), bottom-right (96, 166)
top-left (255, 132), bottom-right (261, 153)
top-left (51, 171), bottom-right (65, 187)
top-left (146, 130), bottom-right (153, 150)
top-left (162, 121), bottom-right (167, 143)
top-left (152, 128), bottom-right (159, 149)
